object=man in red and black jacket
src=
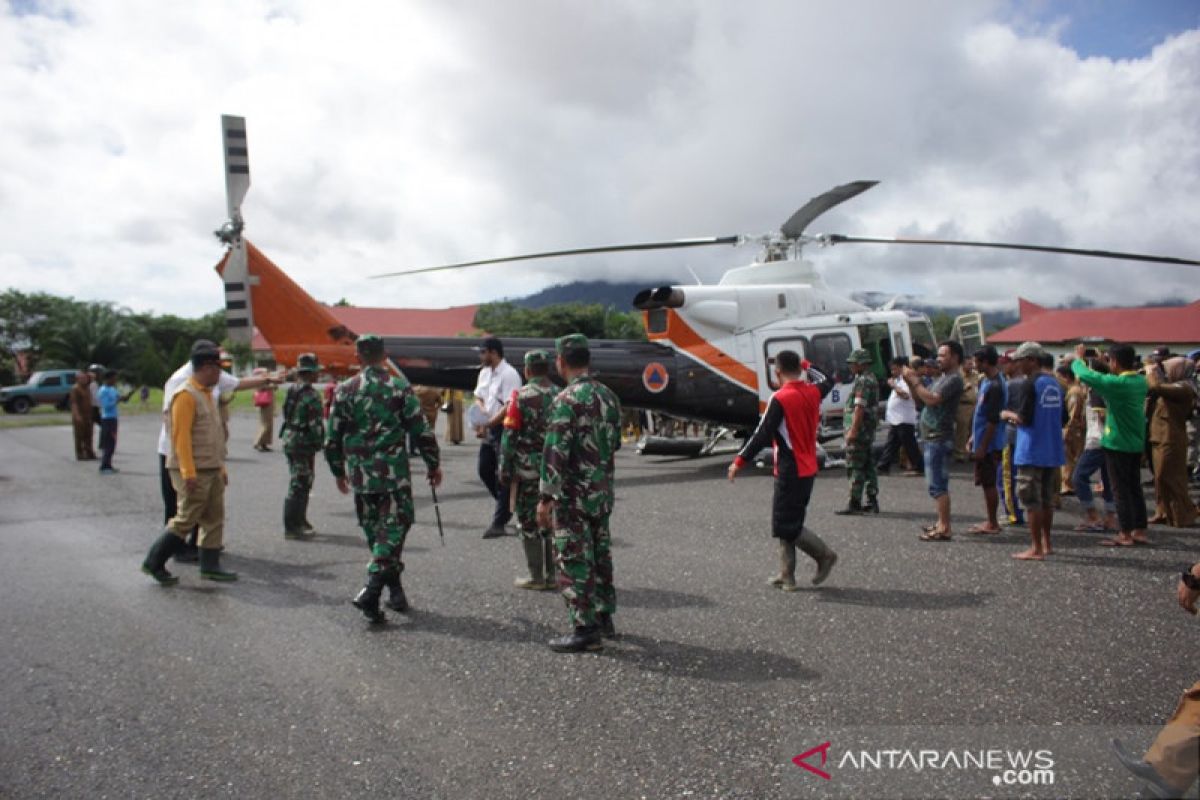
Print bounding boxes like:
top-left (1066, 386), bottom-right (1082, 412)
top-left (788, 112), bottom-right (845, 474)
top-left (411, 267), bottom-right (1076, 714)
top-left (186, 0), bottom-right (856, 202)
top-left (728, 350), bottom-right (837, 590)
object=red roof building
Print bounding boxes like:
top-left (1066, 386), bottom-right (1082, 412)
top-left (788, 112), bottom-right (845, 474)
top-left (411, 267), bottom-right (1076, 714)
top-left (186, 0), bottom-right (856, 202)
top-left (989, 298), bottom-right (1200, 354)
top-left (251, 304), bottom-right (480, 353)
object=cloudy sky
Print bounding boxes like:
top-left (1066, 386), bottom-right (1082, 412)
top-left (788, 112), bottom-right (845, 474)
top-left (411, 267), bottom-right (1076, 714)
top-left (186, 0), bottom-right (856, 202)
top-left (1, 0), bottom-right (1198, 318)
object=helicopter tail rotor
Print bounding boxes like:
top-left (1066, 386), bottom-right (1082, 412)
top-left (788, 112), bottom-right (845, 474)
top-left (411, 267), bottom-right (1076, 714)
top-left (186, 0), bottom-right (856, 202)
top-left (216, 115), bottom-right (254, 345)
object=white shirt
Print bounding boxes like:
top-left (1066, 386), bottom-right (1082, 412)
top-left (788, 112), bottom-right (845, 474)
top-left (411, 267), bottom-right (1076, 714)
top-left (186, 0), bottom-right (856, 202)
top-left (474, 358), bottom-right (522, 421)
top-left (884, 376), bottom-right (918, 426)
top-left (156, 363), bottom-right (239, 456)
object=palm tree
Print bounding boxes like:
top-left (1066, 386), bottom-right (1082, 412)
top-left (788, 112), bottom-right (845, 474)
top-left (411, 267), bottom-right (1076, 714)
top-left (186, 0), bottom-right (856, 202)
top-left (41, 302), bottom-right (146, 373)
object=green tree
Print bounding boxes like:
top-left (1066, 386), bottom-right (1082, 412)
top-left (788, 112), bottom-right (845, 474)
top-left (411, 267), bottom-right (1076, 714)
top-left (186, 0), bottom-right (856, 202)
top-left (473, 302), bottom-right (646, 341)
top-left (40, 302), bottom-right (147, 375)
top-left (0, 289), bottom-right (79, 378)
top-left (222, 338), bottom-right (254, 372)
top-left (929, 311), bottom-right (955, 343)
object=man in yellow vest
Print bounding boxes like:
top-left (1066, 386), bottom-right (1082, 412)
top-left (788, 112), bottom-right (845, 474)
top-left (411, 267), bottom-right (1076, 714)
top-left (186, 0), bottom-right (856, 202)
top-left (141, 343), bottom-right (237, 584)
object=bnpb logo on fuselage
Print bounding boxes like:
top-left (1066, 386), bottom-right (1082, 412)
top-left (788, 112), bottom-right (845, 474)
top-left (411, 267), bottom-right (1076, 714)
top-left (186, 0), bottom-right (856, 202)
top-left (642, 362), bottom-right (669, 394)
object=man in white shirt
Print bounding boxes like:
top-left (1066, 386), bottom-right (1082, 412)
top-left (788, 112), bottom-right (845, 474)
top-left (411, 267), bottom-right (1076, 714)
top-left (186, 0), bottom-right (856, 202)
top-left (474, 336), bottom-right (523, 538)
top-left (875, 356), bottom-right (924, 475)
top-left (157, 340), bottom-right (280, 562)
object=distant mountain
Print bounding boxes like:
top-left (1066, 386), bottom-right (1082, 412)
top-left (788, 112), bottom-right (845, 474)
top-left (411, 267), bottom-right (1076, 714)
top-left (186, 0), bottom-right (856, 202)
top-left (504, 279), bottom-right (676, 310)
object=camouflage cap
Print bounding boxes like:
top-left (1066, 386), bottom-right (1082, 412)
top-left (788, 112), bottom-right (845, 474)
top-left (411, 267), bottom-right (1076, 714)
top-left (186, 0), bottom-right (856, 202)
top-left (355, 334), bottom-right (385, 358)
top-left (296, 352), bottom-right (320, 372)
top-left (846, 348), bottom-right (873, 365)
top-left (1013, 341), bottom-right (1045, 360)
top-left (524, 349), bottom-right (551, 367)
top-left (555, 333), bottom-right (589, 355)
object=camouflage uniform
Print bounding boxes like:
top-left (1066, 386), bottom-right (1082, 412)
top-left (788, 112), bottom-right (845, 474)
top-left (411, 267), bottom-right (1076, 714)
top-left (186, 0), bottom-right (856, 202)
top-left (540, 336), bottom-right (622, 632)
top-left (843, 350), bottom-right (879, 510)
top-left (325, 359), bottom-right (439, 577)
top-left (498, 351), bottom-right (558, 588)
top-left (281, 354), bottom-right (325, 537)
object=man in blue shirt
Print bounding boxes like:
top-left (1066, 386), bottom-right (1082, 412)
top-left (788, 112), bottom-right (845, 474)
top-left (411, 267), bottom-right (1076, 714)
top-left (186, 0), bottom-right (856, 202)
top-left (1001, 342), bottom-right (1064, 560)
top-left (967, 346), bottom-right (1006, 534)
top-left (97, 370), bottom-right (134, 474)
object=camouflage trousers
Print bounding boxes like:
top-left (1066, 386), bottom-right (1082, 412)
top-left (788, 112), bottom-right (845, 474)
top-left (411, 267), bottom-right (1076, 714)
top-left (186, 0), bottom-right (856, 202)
top-left (285, 450), bottom-right (316, 502)
top-left (512, 477), bottom-right (552, 541)
top-left (552, 509), bottom-right (615, 628)
top-left (846, 439), bottom-right (878, 504)
top-left (353, 489), bottom-right (413, 575)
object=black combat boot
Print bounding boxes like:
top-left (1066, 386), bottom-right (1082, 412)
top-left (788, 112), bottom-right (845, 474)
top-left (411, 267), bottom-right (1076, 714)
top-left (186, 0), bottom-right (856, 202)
top-left (514, 536), bottom-right (546, 590)
top-left (300, 494), bottom-right (315, 534)
top-left (548, 625), bottom-right (603, 653)
top-left (797, 527), bottom-right (838, 586)
top-left (198, 547), bottom-right (238, 582)
top-left (352, 572), bottom-right (388, 624)
top-left (384, 566), bottom-right (408, 613)
top-left (598, 612), bottom-right (618, 639)
top-left (541, 535), bottom-right (556, 590)
top-left (283, 496), bottom-right (307, 539)
top-left (834, 499), bottom-right (863, 516)
top-left (863, 497), bottom-right (880, 514)
top-left (141, 531), bottom-right (184, 585)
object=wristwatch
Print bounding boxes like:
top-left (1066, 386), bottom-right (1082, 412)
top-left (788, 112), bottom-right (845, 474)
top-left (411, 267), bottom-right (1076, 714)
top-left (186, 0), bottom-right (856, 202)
top-left (1182, 570), bottom-right (1200, 591)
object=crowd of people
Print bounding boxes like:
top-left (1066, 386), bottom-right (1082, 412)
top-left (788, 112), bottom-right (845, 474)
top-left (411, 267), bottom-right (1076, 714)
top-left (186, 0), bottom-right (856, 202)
top-left (830, 340), bottom-right (1200, 560)
top-left (131, 334), bottom-right (621, 653)
top-left (50, 330), bottom-right (1199, 792)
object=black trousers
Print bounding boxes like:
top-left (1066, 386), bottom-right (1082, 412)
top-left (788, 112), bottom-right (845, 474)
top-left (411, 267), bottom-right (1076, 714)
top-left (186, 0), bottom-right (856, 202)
top-left (877, 422), bottom-right (923, 472)
top-left (477, 426), bottom-right (511, 528)
top-left (98, 419), bottom-right (118, 469)
top-left (772, 471), bottom-right (815, 543)
top-left (159, 454), bottom-right (177, 524)
top-left (1104, 448), bottom-right (1148, 532)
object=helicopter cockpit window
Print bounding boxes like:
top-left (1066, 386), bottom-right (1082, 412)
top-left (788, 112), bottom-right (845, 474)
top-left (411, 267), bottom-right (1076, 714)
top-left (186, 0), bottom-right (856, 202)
top-left (809, 333), bottom-right (852, 384)
top-left (910, 320), bottom-right (936, 359)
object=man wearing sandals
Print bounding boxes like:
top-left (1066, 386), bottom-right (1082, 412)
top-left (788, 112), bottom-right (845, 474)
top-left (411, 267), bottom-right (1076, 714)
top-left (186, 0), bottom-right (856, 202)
top-left (1000, 342), bottom-right (1064, 561)
top-left (1071, 342), bottom-right (1150, 547)
top-left (902, 341), bottom-right (965, 541)
top-left (966, 346), bottom-right (1006, 535)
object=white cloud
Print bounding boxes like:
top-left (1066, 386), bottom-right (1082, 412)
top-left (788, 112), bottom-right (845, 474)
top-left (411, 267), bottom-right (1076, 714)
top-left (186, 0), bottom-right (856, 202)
top-left (0, 0), bottom-right (1196, 319)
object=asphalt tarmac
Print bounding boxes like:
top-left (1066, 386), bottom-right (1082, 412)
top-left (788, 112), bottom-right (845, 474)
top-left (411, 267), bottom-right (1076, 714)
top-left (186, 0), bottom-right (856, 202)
top-left (0, 411), bottom-right (1195, 799)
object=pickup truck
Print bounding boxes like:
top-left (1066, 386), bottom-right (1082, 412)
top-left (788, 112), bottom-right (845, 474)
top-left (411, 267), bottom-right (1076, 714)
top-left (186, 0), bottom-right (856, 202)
top-left (0, 369), bottom-right (79, 414)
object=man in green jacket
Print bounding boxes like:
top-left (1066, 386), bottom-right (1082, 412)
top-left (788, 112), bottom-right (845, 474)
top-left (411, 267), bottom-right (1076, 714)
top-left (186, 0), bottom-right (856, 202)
top-left (1071, 342), bottom-right (1149, 546)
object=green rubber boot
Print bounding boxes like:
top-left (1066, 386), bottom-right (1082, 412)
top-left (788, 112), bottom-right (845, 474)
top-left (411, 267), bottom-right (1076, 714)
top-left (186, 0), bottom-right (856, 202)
top-left (141, 531), bottom-right (184, 585)
top-left (198, 547), bottom-right (238, 582)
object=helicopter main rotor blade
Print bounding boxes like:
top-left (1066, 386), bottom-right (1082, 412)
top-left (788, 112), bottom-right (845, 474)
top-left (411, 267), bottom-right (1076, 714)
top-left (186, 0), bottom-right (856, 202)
top-left (371, 236), bottom-right (741, 279)
top-left (780, 180), bottom-right (879, 240)
top-left (821, 235), bottom-right (1200, 267)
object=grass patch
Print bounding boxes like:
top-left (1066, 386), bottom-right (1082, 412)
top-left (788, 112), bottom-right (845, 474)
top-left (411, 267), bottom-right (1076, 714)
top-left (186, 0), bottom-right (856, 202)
top-left (0, 385), bottom-right (270, 429)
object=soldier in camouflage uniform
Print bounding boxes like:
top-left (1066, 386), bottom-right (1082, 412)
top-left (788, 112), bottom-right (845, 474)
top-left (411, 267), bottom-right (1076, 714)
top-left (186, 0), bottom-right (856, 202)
top-left (535, 334), bottom-right (623, 653)
top-left (281, 353), bottom-right (324, 539)
top-left (498, 350), bottom-right (559, 591)
top-left (325, 334), bottom-right (442, 624)
top-left (836, 348), bottom-right (881, 515)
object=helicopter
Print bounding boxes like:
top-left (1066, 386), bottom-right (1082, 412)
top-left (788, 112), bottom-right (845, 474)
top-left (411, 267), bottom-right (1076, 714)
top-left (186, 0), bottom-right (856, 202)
top-left (213, 115), bottom-right (1200, 451)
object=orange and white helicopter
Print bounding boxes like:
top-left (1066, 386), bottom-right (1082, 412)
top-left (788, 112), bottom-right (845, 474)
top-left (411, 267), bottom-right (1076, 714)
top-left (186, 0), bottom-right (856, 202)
top-left (213, 115), bottom-right (1200, 451)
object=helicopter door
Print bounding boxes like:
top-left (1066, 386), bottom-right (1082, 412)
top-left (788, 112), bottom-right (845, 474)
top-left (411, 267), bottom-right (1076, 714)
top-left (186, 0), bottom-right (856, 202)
top-left (950, 312), bottom-right (986, 355)
top-left (856, 323), bottom-right (892, 382)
